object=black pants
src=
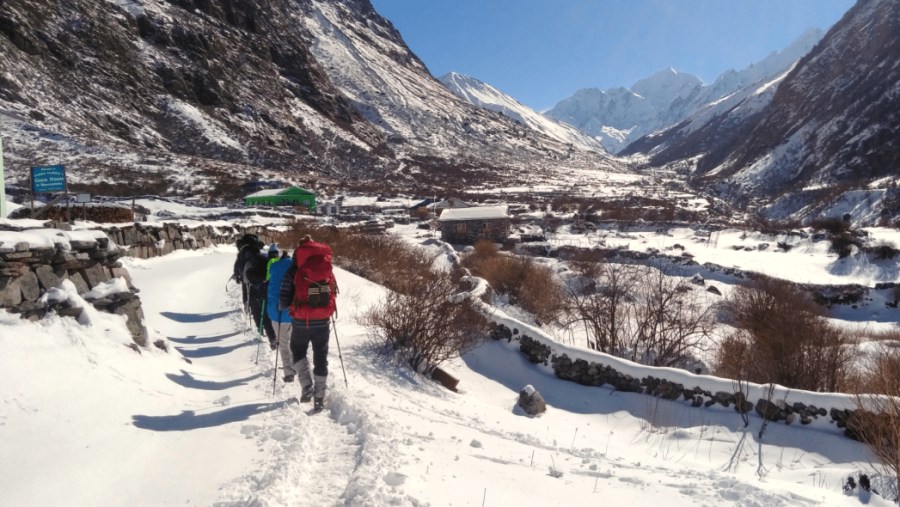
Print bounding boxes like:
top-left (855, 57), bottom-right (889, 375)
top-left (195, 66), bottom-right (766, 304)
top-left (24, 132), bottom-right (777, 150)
top-left (290, 319), bottom-right (330, 377)
top-left (248, 285), bottom-right (276, 343)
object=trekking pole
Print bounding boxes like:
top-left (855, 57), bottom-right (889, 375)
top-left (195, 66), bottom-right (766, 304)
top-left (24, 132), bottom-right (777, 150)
top-left (272, 325), bottom-right (280, 396)
top-left (254, 299), bottom-right (266, 365)
top-left (331, 316), bottom-right (349, 388)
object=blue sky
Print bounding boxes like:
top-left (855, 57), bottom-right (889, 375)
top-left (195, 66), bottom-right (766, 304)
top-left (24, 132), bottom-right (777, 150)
top-left (369, 0), bottom-right (855, 111)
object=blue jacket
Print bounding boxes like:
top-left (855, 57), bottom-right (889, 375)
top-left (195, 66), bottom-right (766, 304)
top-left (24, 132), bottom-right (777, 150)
top-left (266, 257), bottom-right (292, 323)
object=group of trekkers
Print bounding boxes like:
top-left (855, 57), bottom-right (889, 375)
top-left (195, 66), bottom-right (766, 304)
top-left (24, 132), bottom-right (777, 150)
top-left (232, 233), bottom-right (337, 412)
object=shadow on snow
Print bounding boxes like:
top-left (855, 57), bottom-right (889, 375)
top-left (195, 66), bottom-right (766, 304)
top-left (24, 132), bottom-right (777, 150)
top-left (166, 369), bottom-right (264, 390)
top-left (160, 310), bottom-right (235, 323)
top-left (462, 340), bottom-right (872, 463)
top-left (175, 339), bottom-right (256, 359)
top-left (167, 330), bottom-right (242, 345)
top-left (132, 402), bottom-right (285, 431)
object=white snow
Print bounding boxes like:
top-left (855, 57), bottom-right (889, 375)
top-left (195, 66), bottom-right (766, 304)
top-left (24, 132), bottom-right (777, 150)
top-left (82, 277), bottom-right (130, 300)
top-left (1, 200), bottom-right (898, 506)
top-left (439, 205), bottom-right (509, 221)
top-left (164, 98), bottom-right (247, 155)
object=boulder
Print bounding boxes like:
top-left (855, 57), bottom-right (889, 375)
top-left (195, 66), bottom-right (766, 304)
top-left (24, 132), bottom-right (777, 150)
top-left (756, 398), bottom-right (784, 422)
top-left (517, 385), bottom-right (547, 416)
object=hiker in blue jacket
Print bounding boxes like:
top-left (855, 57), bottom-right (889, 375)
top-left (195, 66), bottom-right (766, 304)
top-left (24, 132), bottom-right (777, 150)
top-left (267, 249), bottom-right (295, 382)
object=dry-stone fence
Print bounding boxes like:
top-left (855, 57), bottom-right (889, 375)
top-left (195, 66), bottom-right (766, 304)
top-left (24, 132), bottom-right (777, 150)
top-left (0, 221), bottom-right (275, 347)
top-left (488, 322), bottom-right (865, 441)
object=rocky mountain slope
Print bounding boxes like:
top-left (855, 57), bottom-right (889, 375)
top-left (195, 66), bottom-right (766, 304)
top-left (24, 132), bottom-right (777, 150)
top-left (628, 0), bottom-right (900, 221)
top-left (0, 0), bottom-right (624, 199)
top-left (438, 72), bottom-right (607, 154)
top-left (546, 29), bottom-right (824, 154)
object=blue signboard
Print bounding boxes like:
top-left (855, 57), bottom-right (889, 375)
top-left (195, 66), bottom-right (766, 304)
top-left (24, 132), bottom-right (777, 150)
top-left (31, 165), bottom-right (67, 193)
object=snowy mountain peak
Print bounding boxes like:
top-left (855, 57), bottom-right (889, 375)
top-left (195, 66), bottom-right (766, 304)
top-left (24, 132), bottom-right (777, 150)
top-left (631, 67), bottom-right (704, 108)
top-left (546, 29), bottom-right (826, 154)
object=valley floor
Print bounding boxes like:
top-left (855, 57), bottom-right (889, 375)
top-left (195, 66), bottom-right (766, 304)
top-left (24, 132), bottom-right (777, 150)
top-left (0, 245), bottom-right (893, 506)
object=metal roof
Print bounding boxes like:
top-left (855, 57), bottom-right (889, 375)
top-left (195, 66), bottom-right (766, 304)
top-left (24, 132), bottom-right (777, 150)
top-left (438, 205), bottom-right (509, 221)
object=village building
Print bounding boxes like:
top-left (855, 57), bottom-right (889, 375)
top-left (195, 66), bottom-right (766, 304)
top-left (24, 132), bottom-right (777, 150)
top-left (438, 205), bottom-right (510, 244)
top-left (433, 197), bottom-right (473, 216)
top-left (316, 201), bottom-right (340, 215)
top-left (243, 186), bottom-right (316, 210)
top-left (408, 197), bottom-right (437, 219)
top-left (407, 196), bottom-right (474, 219)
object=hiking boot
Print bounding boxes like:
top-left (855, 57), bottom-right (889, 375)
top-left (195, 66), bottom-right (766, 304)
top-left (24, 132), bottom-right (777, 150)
top-left (269, 341), bottom-right (277, 351)
top-left (283, 374), bottom-right (295, 383)
top-left (300, 385), bottom-right (314, 403)
top-left (313, 397), bottom-right (325, 411)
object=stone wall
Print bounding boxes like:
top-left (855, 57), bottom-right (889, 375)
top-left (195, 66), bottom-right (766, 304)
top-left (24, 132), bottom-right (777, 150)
top-left (1, 221), bottom-right (277, 347)
top-left (440, 218), bottom-right (510, 245)
top-left (0, 229), bottom-right (149, 345)
top-left (105, 222), bottom-right (275, 259)
top-left (489, 322), bottom-right (866, 441)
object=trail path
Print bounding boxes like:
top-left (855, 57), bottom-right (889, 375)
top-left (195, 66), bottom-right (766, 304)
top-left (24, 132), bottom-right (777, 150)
top-left (130, 249), bottom-right (359, 505)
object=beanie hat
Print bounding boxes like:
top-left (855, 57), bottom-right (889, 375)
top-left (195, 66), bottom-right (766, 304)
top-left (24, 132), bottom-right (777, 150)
top-left (268, 243), bottom-right (278, 253)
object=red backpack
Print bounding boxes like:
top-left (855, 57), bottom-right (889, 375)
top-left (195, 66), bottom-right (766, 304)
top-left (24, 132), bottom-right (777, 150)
top-left (290, 241), bottom-right (337, 321)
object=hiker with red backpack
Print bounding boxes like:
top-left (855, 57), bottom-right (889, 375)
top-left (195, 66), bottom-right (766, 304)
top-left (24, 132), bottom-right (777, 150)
top-left (278, 235), bottom-right (337, 411)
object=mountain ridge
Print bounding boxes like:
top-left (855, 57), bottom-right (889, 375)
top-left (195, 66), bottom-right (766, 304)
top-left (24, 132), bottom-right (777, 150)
top-left (0, 0), bottom-right (625, 198)
top-left (545, 28), bottom-right (825, 154)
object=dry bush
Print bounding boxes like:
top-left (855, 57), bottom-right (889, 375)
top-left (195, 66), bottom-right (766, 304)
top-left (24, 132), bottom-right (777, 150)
top-left (278, 223), bottom-right (488, 374)
top-left (746, 215), bottom-right (803, 235)
top-left (625, 268), bottom-right (716, 368)
top-left (563, 261), bottom-right (639, 355)
top-left (868, 241), bottom-right (900, 260)
top-left (809, 217), bottom-right (863, 258)
top-left (830, 233), bottom-right (863, 259)
top-left (810, 216), bottom-right (851, 235)
top-left (275, 223), bottom-right (436, 294)
top-left (462, 241), bottom-right (565, 325)
top-left (362, 272), bottom-right (487, 373)
top-left (563, 262), bottom-right (714, 369)
top-left (860, 327), bottom-right (900, 343)
top-left (715, 277), bottom-right (854, 391)
top-left (849, 346), bottom-right (900, 502)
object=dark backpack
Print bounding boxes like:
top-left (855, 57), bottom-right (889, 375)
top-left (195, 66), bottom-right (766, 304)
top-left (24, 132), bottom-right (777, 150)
top-left (236, 233), bottom-right (260, 250)
top-left (244, 251), bottom-right (268, 286)
top-left (290, 241), bottom-right (337, 321)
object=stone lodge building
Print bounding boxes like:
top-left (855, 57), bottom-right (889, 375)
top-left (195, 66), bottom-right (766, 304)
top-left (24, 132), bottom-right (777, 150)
top-left (438, 205), bottom-right (510, 244)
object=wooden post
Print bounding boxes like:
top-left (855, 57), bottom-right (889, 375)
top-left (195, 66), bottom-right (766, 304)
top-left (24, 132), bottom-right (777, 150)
top-left (430, 366), bottom-right (459, 392)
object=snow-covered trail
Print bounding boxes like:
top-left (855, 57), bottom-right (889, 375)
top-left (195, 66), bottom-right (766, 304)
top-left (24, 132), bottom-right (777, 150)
top-left (127, 247), bottom-right (362, 506)
top-left (3, 242), bottom-right (891, 506)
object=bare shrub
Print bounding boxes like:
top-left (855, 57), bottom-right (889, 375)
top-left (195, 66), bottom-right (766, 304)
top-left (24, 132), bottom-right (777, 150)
top-left (810, 217), bottom-right (863, 258)
top-left (850, 346), bottom-right (900, 502)
top-left (830, 233), bottom-right (863, 258)
top-left (746, 215), bottom-right (803, 235)
top-left (810, 216), bottom-right (851, 235)
top-left (563, 263), bottom-right (714, 368)
top-left (274, 223), bottom-right (436, 294)
top-left (463, 244), bottom-right (565, 325)
top-left (715, 277), bottom-right (854, 391)
top-left (869, 241), bottom-right (900, 260)
top-left (277, 224), bottom-right (489, 374)
top-left (563, 262), bottom-right (639, 354)
top-left (362, 274), bottom-right (487, 372)
top-left (624, 268), bottom-right (716, 368)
